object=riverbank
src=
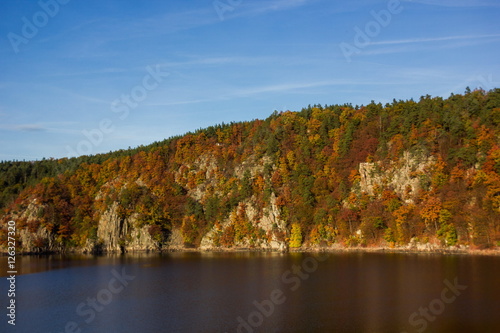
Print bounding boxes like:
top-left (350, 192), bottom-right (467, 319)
top-left (3, 244), bottom-right (500, 256)
top-left (295, 245), bottom-right (500, 256)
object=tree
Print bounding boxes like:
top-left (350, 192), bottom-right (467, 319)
top-left (420, 196), bottom-right (442, 232)
top-left (289, 223), bottom-right (302, 248)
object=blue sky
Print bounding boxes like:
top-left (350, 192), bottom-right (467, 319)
top-left (0, 0), bottom-right (499, 160)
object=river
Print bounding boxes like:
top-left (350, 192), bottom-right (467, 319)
top-left (1, 251), bottom-right (499, 332)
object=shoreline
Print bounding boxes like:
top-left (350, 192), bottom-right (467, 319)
top-left (2, 245), bottom-right (500, 256)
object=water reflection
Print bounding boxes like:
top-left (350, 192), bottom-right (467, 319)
top-left (1, 252), bottom-right (499, 332)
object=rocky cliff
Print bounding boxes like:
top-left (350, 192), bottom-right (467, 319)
top-left (2, 90), bottom-right (500, 253)
top-left (5, 152), bottom-right (289, 253)
top-left (358, 151), bottom-right (436, 204)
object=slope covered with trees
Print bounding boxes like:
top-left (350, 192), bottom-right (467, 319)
top-left (2, 88), bottom-right (500, 252)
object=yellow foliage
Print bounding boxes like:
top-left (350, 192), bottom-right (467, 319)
top-left (309, 226), bottom-right (321, 245)
top-left (392, 204), bottom-right (415, 243)
top-left (289, 223), bottom-right (302, 248)
top-left (308, 133), bottom-right (321, 145)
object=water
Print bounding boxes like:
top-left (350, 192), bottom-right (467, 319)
top-left (1, 252), bottom-right (499, 332)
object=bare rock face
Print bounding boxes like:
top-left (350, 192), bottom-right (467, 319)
top-left (199, 193), bottom-right (287, 251)
top-left (96, 202), bottom-right (124, 252)
top-left (254, 193), bottom-right (287, 251)
top-left (165, 227), bottom-right (185, 250)
top-left (15, 201), bottom-right (55, 253)
top-left (358, 151), bottom-right (435, 203)
top-left (128, 225), bottom-right (159, 251)
top-left (199, 219), bottom-right (229, 250)
top-left (95, 202), bottom-right (157, 252)
top-left (179, 153), bottom-right (287, 251)
top-left (18, 225), bottom-right (53, 253)
top-left (5, 198), bottom-right (159, 253)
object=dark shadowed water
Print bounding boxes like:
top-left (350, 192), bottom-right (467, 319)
top-left (1, 251), bottom-right (499, 333)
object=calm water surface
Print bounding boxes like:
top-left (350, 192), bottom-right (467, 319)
top-left (1, 252), bottom-right (499, 332)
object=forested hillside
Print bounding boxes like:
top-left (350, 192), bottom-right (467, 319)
top-left (2, 88), bottom-right (500, 253)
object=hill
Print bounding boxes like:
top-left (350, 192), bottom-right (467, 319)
top-left (2, 88), bottom-right (500, 253)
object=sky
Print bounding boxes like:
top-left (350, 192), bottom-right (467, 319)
top-left (0, 0), bottom-right (499, 161)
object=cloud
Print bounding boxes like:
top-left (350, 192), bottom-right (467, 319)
top-left (362, 34), bottom-right (500, 56)
top-left (158, 55), bottom-right (274, 68)
top-left (44, 86), bottom-right (111, 105)
top-left (370, 34), bottom-right (500, 46)
top-left (36, 1), bottom-right (315, 60)
top-left (15, 124), bottom-right (47, 132)
top-left (145, 78), bottom-right (406, 107)
top-left (0, 122), bottom-right (81, 134)
top-left (240, 0), bottom-right (313, 15)
top-left (232, 81), bottom-right (337, 97)
top-left (212, 0), bottom-right (314, 21)
top-left (144, 82), bottom-right (329, 107)
top-left (402, 0), bottom-right (500, 7)
top-left (43, 67), bottom-right (127, 78)
top-left (37, 19), bottom-right (106, 45)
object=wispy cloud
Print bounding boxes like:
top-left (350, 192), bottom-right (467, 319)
top-left (15, 124), bottom-right (47, 132)
top-left (42, 67), bottom-right (127, 78)
top-left (370, 34), bottom-right (500, 46)
top-left (146, 79), bottom-right (406, 107)
top-left (0, 121), bottom-right (80, 134)
top-left (391, 67), bottom-right (458, 81)
top-left (138, 7), bottom-right (217, 35)
top-left (37, 19), bottom-right (106, 45)
top-left (402, 0), bottom-right (500, 7)
top-left (44, 86), bottom-right (111, 105)
top-left (49, 9), bottom-right (219, 59)
top-left (232, 81), bottom-right (337, 97)
top-left (145, 81), bottom-right (333, 107)
top-left (237, 0), bottom-right (313, 16)
top-left (363, 34), bottom-right (500, 56)
top-left (158, 55), bottom-right (286, 69)
top-left (160, 52), bottom-right (335, 70)
top-left (231, 79), bottom-right (407, 96)
top-left (40, 1), bottom-right (315, 60)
